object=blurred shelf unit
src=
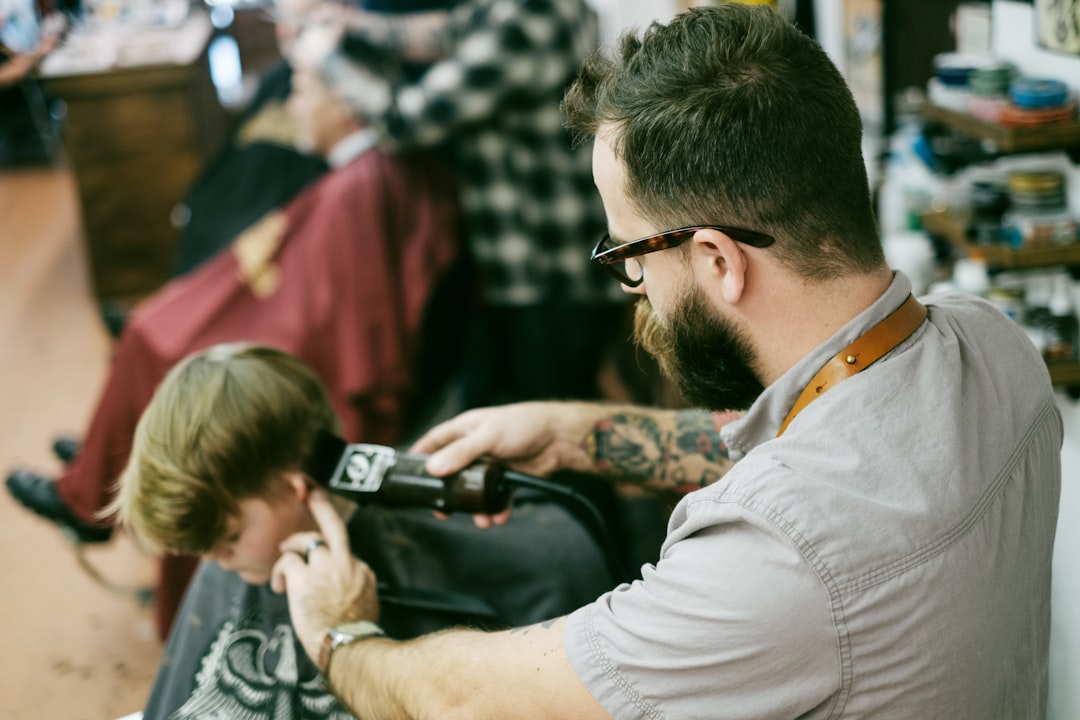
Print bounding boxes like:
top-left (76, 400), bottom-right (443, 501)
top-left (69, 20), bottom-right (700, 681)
top-left (917, 100), bottom-right (1080, 155)
top-left (921, 209), bottom-right (1080, 385)
top-left (921, 210), bottom-right (1080, 270)
top-left (917, 100), bottom-right (1080, 388)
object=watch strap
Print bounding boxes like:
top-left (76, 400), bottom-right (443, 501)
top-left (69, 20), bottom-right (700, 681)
top-left (319, 620), bottom-right (386, 680)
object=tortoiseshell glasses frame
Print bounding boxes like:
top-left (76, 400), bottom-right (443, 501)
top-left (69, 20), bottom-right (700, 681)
top-left (590, 225), bottom-right (775, 287)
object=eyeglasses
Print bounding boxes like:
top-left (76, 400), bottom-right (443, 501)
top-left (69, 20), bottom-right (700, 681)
top-left (590, 225), bottom-right (775, 287)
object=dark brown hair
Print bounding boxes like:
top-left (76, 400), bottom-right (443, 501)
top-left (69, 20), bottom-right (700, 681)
top-left (563, 4), bottom-right (884, 279)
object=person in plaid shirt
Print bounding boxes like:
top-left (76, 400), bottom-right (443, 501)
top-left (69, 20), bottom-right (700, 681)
top-left (294, 0), bottom-right (631, 408)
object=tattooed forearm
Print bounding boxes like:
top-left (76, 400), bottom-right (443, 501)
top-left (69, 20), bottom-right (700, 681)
top-left (585, 409), bottom-right (734, 493)
top-left (590, 413), bottom-right (665, 483)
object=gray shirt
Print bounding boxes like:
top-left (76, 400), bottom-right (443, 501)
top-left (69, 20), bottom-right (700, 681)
top-left (564, 273), bottom-right (1062, 719)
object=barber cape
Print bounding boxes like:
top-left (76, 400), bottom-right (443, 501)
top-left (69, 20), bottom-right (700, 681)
top-left (136, 142), bottom-right (458, 443)
top-left (142, 498), bottom-right (615, 719)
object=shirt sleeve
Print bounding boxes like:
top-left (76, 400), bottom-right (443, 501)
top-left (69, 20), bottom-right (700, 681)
top-left (563, 500), bottom-right (841, 720)
top-left (321, 0), bottom-right (589, 149)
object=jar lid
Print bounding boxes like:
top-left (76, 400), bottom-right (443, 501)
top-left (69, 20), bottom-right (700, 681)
top-left (998, 100), bottom-right (1076, 128)
top-left (1007, 170), bottom-right (1065, 193)
top-left (1009, 78), bottom-right (1070, 109)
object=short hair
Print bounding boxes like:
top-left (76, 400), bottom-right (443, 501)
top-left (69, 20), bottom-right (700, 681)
top-left (107, 343), bottom-right (339, 556)
top-left (563, 4), bottom-right (884, 279)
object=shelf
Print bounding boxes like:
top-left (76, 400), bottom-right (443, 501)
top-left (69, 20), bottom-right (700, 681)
top-left (914, 100), bottom-right (1080, 388)
top-left (919, 210), bottom-right (1080, 386)
top-left (921, 210), bottom-right (1080, 270)
top-left (1048, 362), bottom-right (1080, 387)
top-left (918, 101), bottom-right (1080, 154)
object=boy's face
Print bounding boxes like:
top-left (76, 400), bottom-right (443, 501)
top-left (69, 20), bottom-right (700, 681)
top-left (205, 484), bottom-right (313, 585)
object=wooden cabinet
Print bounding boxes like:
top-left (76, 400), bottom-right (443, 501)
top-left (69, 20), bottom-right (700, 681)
top-left (41, 12), bottom-right (226, 304)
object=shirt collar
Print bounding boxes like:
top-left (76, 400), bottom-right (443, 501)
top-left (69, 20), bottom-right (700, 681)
top-left (720, 272), bottom-right (914, 460)
top-left (327, 129), bottom-right (379, 168)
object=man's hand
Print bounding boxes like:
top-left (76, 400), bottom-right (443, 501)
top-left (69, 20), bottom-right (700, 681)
top-left (412, 401), bottom-right (611, 478)
top-left (410, 402), bottom-right (618, 527)
top-left (271, 489), bottom-right (379, 667)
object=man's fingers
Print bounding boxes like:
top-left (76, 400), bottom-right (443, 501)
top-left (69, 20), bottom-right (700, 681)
top-left (411, 407), bottom-right (501, 464)
top-left (424, 430), bottom-right (497, 477)
top-left (409, 415), bottom-right (470, 456)
top-left (270, 550), bottom-right (307, 594)
top-left (471, 507), bottom-right (512, 529)
top-left (279, 531), bottom-right (329, 561)
top-left (306, 488), bottom-right (350, 555)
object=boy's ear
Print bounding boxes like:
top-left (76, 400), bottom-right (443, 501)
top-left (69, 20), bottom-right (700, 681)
top-left (284, 471), bottom-right (312, 502)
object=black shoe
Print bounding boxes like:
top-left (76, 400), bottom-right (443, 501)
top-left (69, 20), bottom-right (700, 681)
top-left (5, 469), bottom-right (112, 543)
top-left (99, 300), bottom-right (130, 339)
top-left (52, 436), bottom-right (81, 464)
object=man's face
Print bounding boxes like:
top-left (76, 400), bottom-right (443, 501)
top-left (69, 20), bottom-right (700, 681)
top-left (592, 133), bottom-right (683, 310)
top-left (591, 129), bottom-right (763, 411)
top-left (273, 0), bottom-right (321, 58)
top-left (286, 67), bottom-right (342, 157)
top-left (205, 490), bottom-right (312, 585)
top-left (634, 285), bottom-right (764, 411)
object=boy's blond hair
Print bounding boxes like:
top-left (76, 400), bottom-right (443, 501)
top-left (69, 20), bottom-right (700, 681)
top-left (106, 343), bottom-right (339, 555)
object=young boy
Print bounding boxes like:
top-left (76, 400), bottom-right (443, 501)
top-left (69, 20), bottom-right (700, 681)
top-left (110, 343), bottom-right (613, 719)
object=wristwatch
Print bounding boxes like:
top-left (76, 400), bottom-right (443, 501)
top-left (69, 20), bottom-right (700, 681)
top-left (319, 620), bottom-right (386, 677)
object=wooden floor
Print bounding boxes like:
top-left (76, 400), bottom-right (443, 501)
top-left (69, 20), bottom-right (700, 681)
top-left (0, 164), bottom-right (161, 718)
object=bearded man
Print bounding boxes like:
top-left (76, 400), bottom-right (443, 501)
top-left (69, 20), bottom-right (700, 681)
top-left (268, 4), bottom-right (1062, 718)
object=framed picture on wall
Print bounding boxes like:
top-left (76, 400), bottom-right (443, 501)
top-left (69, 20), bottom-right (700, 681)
top-left (1035, 0), bottom-right (1080, 55)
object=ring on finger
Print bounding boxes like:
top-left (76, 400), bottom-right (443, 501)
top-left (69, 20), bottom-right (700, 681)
top-left (303, 538), bottom-right (328, 563)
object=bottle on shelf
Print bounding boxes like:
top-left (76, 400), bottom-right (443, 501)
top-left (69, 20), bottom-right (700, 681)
top-left (1043, 273), bottom-right (1079, 362)
top-left (1022, 272), bottom-right (1054, 355)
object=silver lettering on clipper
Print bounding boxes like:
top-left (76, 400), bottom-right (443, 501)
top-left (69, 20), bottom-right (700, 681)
top-left (330, 443), bottom-right (396, 494)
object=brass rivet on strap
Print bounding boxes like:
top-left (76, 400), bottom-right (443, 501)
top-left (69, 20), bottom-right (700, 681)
top-left (775, 295), bottom-right (927, 439)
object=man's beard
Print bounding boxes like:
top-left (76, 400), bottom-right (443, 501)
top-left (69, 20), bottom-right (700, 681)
top-left (633, 289), bottom-right (765, 411)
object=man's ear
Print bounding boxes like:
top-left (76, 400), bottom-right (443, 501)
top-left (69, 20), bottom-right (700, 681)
top-left (692, 228), bottom-right (747, 304)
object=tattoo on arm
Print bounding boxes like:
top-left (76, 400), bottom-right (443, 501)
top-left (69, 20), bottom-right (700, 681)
top-left (586, 410), bottom-right (733, 493)
top-left (590, 413), bottom-right (664, 483)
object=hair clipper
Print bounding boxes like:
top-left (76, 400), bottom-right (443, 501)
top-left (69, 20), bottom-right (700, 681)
top-left (301, 430), bottom-right (511, 514)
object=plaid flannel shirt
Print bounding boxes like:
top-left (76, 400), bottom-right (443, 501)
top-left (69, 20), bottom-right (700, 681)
top-left (323, 0), bottom-right (626, 305)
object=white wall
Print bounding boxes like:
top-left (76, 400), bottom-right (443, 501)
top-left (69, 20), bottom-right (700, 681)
top-left (586, 0), bottom-right (676, 46)
top-left (1051, 392), bottom-right (1080, 719)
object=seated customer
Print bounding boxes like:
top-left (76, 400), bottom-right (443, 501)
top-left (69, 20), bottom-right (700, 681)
top-left (169, 58), bottom-right (329, 278)
top-left (112, 343), bottom-right (612, 719)
top-left (6, 61), bottom-right (462, 640)
top-left (169, 0), bottom-right (456, 278)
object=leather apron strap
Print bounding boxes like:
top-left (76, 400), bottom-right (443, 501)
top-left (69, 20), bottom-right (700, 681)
top-left (776, 294), bottom-right (928, 438)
